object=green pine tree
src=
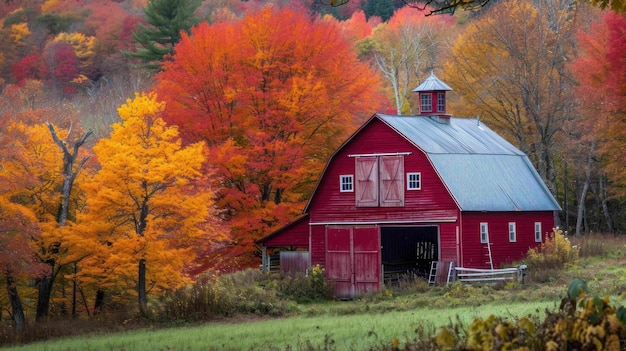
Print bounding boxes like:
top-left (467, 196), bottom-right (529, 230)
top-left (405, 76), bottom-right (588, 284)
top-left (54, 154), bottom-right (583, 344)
top-left (128, 0), bottom-right (202, 70)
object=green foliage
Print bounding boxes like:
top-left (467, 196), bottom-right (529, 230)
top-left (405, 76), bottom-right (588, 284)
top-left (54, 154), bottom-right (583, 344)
top-left (35, 13), bottom-right (85, 35)
top-left (526, 228), bottom-right (579, 271)
top-left (128, 0), bottom-right (201, 70)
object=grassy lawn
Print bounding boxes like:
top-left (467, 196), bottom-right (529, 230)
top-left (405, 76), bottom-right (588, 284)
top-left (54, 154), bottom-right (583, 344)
top-left (3, 234), bottom-right (626, 351)
top-left (4, 300), bottom-right (557, 351)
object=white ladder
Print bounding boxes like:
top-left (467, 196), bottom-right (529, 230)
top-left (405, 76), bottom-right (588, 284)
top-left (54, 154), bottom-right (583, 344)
top-left (428, 261), bottom-right (438, 285)
top-left (486, 242), bottom-right (494, 270)
top-left (447, 261), bottom-right (455, 283)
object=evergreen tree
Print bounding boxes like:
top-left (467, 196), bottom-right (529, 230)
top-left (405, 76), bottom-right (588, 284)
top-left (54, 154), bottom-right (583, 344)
top-left (362, 0), bottom-right (396, 22)
top-left (129, 0), bottom-right (201, 70)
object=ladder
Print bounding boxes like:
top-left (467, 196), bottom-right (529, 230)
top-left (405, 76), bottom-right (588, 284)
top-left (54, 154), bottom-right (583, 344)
top-left (486, 242), bottom-right (494, 270)
top-left (428, 261), bottom-right (438, 285)
top-left (447, 261), bottom-right (455, 283)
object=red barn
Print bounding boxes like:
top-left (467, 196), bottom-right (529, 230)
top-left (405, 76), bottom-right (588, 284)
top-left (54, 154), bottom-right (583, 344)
top-left (257, 73), bottom-right (561, 298)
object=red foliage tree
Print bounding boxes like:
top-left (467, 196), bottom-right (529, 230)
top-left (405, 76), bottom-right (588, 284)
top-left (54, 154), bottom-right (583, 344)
top-left (11, 54), bottom-right (48, 84)
top-left (154, 6), bottom-right (384, 270)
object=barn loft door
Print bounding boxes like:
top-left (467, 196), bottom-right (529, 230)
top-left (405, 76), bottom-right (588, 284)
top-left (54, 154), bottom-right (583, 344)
top-left (355, 157), bottom-right (378, 207)
top-left (355, 156), bottom-right (404, 207)
top-left (380, 155), bottom-right (404, 207)
top-left (326, 226), bottom-right (381, 299)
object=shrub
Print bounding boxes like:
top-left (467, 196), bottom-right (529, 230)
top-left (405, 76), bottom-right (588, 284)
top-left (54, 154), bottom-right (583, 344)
top-left (270, 264), bottom-right (335, 302)
top-left (386, 279), bottom-right (626, 350)
top-left (158, 269), bottom-right (291, 321)
top-left (526, 227), bottom-right (578, 271)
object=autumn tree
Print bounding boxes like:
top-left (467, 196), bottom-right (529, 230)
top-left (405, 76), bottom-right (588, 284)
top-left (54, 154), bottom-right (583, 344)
top-left (154, 6), bottom-right (383, 269)
top-left (79, 92), bottom-right (221, 315)
top-left (0, 200), bottom-right (44, 331)
top-left (443, 0), bottom-right (579, 197)
top-left (360, 6), bottom-right (451, 115)
top-left (129, 0), bottom-right (202, 70)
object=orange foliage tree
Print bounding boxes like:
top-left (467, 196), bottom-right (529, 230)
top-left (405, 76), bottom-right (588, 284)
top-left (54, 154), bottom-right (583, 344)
top-left (443, 0), bottom-right (579, 195)
top-left (78, 92), bottom-right (223, 315)
top-left (154, 6), bottom-right (384, 270)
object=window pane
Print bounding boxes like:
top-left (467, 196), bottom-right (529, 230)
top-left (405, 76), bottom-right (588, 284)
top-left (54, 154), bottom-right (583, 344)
top-left (437, 93), bottom-right (445, 112)
top-left (421, 94), bottom-right (432, 112)
top-left (340, 175), bottom-right (353, 192)
top-left (407, 172), bottom-right (421, 190)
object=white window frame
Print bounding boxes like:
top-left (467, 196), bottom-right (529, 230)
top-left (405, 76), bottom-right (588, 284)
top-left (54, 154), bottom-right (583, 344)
top-left (437, 92), bottom-right (445, 113)
top-left (340, 174), bottom-right (353, 192)
top-left (508, 222), bottom-right (517, 242)
top-left (406, 172), bottom-right (421, 190)
top-left (534, 222), bottom-right (542, 242)
top-left (480, 222), bottom-right (489, 244)
top-left (421, 93), bottom-right (432, 112)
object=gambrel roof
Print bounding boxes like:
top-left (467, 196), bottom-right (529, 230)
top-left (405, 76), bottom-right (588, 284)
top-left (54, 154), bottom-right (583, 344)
top-left (376, 113), bottom-right (561, 212)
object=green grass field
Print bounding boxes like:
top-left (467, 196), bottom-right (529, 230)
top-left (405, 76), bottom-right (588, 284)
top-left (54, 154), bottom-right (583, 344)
top-left (3, 234), bottom-right (625, 351)
top-left (3, 300), bottom-right (557, 351)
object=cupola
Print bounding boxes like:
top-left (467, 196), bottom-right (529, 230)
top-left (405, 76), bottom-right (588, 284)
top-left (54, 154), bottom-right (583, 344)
top-left (413, 71), bottom-right (452, 122)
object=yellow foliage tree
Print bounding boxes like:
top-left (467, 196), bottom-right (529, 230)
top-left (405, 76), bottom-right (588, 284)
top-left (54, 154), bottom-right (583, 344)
top-left (10, 23), bottom-right (30, 47)
top-left (79, 92), bottom-right (221, 316)
top-left (54, 32), bottom-right (97, 69)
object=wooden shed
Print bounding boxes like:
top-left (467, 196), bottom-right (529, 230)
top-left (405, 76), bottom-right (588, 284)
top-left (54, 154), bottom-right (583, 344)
top-left (257, 73), bottom-right (561, 299)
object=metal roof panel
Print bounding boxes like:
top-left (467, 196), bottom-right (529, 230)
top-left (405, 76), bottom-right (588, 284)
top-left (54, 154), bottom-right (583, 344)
top-left (377, 114), bottom-right (561, 212)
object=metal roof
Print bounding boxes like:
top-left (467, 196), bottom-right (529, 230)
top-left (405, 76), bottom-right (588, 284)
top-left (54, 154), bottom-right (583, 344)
top-left (412, 72), bottom-right (453, 92)
top-left (377, 114), bottom-right (561, 211)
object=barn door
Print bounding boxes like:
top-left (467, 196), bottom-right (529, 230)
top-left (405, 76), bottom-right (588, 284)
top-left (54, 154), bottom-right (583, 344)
top-left (355, 157), bottom-right (378, 207)
top-left (380, 156), bottom-right (404, 207)
top-left (326, 226), bottom-right (381, 299)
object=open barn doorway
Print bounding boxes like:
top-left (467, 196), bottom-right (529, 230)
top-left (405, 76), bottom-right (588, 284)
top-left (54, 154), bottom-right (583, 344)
top-left (381, 226), bottom-right (439, 285)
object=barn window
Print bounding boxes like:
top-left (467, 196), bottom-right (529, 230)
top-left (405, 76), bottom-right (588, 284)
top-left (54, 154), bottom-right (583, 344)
top-left (340, 175), bottom-right (353, 192)
top-left (437, 93), bottom-right (445, 112)
top-left (421, 93), bottom-right (432, 112)
top-left (508, 222), bottom-right (517, 242)
top-left (534, 222), bottom-right (542, 242)
top-left (355, 155), bottom-right (405, 207)
top-left (407, 172), bottom-right (421, 190)
top-left (480, 222), bottom-right (489, 243)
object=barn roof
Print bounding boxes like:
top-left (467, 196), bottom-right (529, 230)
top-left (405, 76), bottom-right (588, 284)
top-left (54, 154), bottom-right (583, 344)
top-left (377, 114), bottom-right (561, 212)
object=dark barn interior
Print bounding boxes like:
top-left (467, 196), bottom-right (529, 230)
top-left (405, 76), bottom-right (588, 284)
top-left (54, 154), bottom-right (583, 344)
top-left (381, 226), bottom-right (438, 284)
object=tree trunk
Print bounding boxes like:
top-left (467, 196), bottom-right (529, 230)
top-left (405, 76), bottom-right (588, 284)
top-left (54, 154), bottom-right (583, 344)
top-left (7, 272), bottom-right (26, 332)
top-left (93, 289), bottom-right (104, 315)
top-left (600, 175), bottom-right (614, 234)
top-left (138, 259), bottom-right (148, 317)
top-left (36, 273), bottom-right (53, 321)
top-left (575, 150), bottom-right (594, 237)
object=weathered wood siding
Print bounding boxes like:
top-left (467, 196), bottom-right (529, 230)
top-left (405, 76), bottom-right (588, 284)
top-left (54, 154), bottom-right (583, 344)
top-left (460, 211), bottom-right (555, 269)
top-left (280, 251), bottom-right (310, 274)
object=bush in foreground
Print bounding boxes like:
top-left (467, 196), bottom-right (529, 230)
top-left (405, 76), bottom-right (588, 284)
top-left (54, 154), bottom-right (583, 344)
top-left (386, 279), bottom-right (626, 350)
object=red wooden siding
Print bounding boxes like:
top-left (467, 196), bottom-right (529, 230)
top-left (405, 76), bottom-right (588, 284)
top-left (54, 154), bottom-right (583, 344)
top-left (261, 215), bottom-right (309, 248)
top-left (310, 225), bottom-right (326, 266)
top-left (307, 118), bottom-right (459, 224)
top-left (460, 211), bottom-right (555, 269)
